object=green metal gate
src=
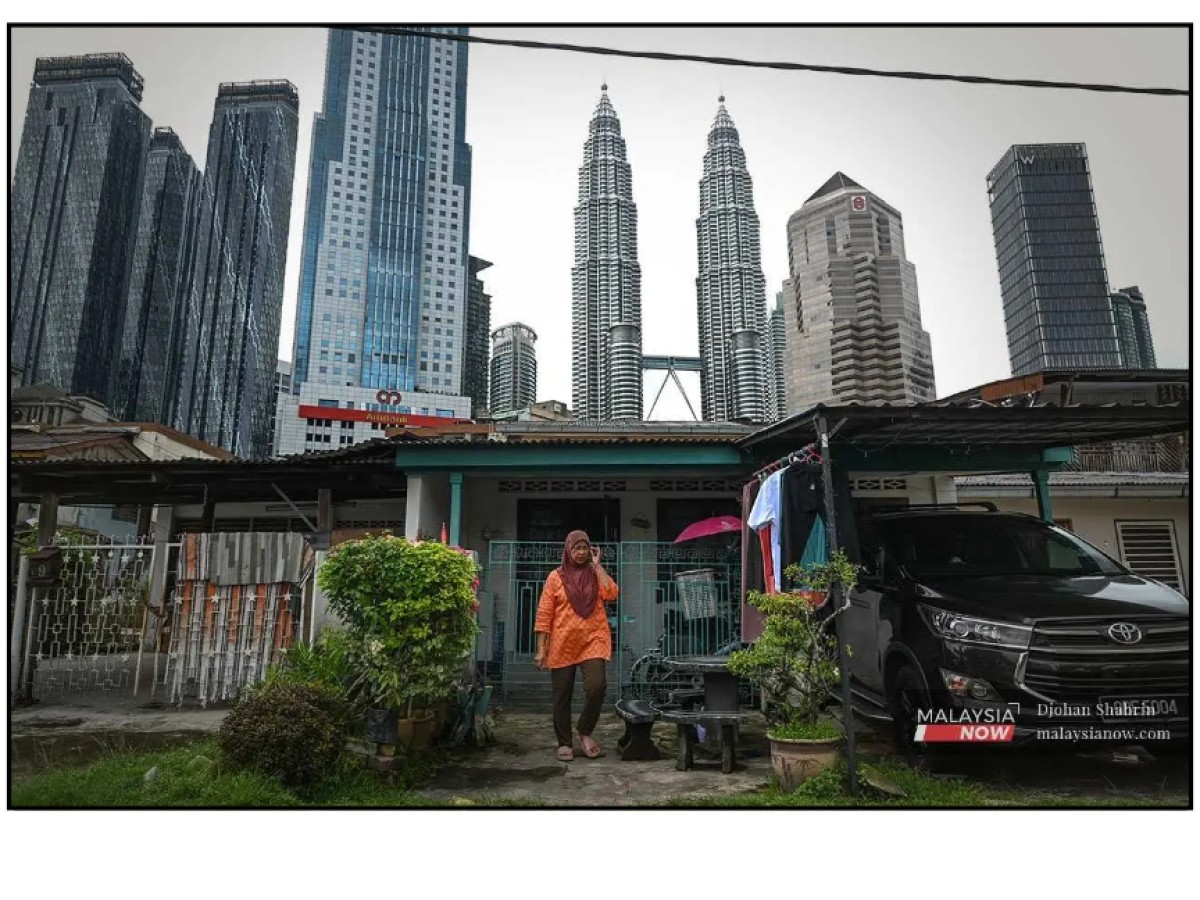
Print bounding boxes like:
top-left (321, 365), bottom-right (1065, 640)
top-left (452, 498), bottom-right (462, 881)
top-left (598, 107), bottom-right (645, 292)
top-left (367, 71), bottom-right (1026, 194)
top-left (482, 542), bottom-right (741, 707)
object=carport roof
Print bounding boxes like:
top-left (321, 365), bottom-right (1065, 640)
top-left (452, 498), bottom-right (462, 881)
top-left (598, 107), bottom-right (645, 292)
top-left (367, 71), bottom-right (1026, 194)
top-left (739, 402), bottom-right (1190, 454)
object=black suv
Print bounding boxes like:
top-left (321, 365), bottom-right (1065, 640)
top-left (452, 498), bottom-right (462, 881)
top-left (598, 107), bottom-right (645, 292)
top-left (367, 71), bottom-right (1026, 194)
top-left (844, 505), bottom-right (1190, 755)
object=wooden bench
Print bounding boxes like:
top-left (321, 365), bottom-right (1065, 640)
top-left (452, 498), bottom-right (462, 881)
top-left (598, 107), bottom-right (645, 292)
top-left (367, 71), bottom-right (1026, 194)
top-left (614, 698), bottom-right (663, 761)
top-left (653, 707), bottom-right (762, 773)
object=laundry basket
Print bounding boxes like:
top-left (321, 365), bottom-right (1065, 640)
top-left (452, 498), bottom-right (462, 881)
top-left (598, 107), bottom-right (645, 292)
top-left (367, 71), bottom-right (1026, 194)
top-left (675, 568), bottom-right (719, 620)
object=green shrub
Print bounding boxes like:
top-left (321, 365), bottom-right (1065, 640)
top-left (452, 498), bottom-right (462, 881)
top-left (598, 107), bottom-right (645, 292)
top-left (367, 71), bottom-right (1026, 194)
top-left (317, 535), bottom-right (478, 709)
top-left (265, 629), bottom-right (357, 696)
top-left (218, 683), bottom-right (348, 788)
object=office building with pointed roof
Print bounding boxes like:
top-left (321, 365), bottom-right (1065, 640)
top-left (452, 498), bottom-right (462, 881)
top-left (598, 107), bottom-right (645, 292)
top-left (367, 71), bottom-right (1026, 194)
top-left (571, 85), bottom-right (643, 420)
top-left (781, 172), bottom-right (936, 413)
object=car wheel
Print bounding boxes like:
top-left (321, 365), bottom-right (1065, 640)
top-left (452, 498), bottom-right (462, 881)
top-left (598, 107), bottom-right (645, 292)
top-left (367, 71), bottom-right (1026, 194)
top-left (889, 664), bottom-right (941, 771)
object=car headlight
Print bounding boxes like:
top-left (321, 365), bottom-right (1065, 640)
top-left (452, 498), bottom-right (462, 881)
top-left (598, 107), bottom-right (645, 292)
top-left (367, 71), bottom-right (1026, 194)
top-left (919, 605), bottom-right (1032, 650)
top-left (940, 669), bottom-right (1003, 701)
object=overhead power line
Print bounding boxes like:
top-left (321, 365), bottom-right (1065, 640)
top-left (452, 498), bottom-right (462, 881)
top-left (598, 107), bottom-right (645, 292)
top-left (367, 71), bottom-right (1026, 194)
top-left (357, 26), bottom-right (1187, 98)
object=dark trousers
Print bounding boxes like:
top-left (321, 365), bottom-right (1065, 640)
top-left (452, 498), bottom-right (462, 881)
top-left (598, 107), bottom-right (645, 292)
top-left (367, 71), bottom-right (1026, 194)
top-left (550, 658), bottom-right (607, 747)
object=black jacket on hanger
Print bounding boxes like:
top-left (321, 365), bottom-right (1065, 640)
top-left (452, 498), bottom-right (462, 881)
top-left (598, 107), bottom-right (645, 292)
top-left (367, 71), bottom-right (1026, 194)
top-left (779, 464), bottom-right (860, 582)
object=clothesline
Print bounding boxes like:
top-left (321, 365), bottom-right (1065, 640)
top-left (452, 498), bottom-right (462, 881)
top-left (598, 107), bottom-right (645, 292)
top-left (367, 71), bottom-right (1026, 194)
top-left (749, 443), bottom-right (822, 483)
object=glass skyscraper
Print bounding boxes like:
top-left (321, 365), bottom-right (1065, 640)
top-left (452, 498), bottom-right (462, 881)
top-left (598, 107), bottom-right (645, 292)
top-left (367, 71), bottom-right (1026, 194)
top-left (175, 80), bottom-right (299, 458)
top-left (1109, 285), bottom-right (1158, 369)
top-left (987, 143), bottom-right (1121, 375)
top-left (277, 28), bottom-right (473, 456)
top-left (113, 127), bottom-right (202, 423)
top-left (10, 54), bottom-right (151, 404)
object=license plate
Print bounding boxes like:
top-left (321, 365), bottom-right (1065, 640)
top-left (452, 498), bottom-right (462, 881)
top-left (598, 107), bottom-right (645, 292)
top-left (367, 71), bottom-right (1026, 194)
top-left (1098, 695), bottom-right (1189, 722)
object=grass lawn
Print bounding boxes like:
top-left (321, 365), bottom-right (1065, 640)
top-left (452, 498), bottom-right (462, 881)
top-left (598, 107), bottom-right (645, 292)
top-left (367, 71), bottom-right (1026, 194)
top-left (10, 740), bottom-right (1186, 808)
top-left (662, 759), bottom-right (1186, 808)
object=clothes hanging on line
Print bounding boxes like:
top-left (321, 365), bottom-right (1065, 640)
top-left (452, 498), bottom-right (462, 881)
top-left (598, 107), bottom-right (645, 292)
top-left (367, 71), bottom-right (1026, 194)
top-left (746, 468), bottom-right (785, 593)
top-left (740, 478), bottom-right (766, 642)
top-left (780, 464), bottom-right (859, 578)
top-left (740, 479), bottom-right (763, 597)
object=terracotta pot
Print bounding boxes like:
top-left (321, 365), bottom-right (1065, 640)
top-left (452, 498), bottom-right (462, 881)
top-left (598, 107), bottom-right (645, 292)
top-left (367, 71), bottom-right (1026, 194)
top-left (769, 734), bottom-right (841, 790)
top-left (396, 710), bottom-right (436, 749)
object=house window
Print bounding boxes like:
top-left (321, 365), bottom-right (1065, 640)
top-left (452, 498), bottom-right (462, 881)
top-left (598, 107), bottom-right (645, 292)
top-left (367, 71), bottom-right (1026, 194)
top-left (1115, 520), bottom-right (1185, 592)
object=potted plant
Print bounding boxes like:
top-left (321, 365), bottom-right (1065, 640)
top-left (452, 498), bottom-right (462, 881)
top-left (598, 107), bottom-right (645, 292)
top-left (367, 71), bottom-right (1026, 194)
top-left (318, 534), bottom-right (479, 752)
top-left (728, 548), bottom-right (861, 790)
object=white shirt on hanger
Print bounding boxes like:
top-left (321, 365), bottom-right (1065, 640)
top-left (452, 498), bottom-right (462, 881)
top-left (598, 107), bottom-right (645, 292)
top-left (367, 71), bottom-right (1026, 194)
top-left (747, 469), bottom-right (785, 590)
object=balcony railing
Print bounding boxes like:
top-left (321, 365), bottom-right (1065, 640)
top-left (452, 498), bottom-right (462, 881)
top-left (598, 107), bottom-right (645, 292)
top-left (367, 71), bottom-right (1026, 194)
top-left (1066, 436), bottom-right (1189, 474)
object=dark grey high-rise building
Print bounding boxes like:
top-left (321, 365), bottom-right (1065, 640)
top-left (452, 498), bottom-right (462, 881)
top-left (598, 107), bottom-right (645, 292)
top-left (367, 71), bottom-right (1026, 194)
top-left (113, 127), bottom-right (202, 423)
top-left (10, 54), bottom-right (151, 403)
top-left (464, 257), bottom-right (493, 418)
top-left (1110, 285), bottom-right (1158, 369)
top-left (987, 143), bottom-right (1121, 375)
top-left (175, 81), bottom-right (299, 458)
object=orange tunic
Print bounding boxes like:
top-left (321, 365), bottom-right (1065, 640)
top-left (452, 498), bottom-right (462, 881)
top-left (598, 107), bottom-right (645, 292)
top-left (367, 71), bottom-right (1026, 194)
top-left (534, 568), bottom-right (620, 669)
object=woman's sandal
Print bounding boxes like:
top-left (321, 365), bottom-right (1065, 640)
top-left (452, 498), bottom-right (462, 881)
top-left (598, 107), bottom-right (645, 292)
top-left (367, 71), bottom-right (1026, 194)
top-left (579, 738), bottom-right (605, 759)
top-left (556, 746), bottom-right (575, 762)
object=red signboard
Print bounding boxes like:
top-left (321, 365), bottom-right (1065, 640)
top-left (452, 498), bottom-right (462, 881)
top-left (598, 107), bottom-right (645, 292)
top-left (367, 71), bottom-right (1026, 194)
top-left (850, 194), bottom-right (867, 212)
top-left (297, 405), bottom-right (466, 427)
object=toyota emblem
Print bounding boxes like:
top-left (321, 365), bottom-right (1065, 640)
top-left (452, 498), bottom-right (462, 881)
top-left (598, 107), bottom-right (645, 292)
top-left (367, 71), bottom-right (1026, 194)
top-left (1106, 622), bottom-right (1143, 645)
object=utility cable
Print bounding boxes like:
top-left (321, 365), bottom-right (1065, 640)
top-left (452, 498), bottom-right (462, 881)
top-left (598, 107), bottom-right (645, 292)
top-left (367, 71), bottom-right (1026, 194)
top-left (355, 26), bottom-right (1188, 97)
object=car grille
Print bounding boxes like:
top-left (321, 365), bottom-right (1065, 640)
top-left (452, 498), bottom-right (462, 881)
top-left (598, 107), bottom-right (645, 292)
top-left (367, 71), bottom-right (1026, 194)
top-left (1021, 616), bottom-right (1189, 702)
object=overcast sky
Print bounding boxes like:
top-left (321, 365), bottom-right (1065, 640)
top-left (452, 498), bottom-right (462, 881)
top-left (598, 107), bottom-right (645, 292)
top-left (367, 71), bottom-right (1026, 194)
top-left (10, 26), bottom-right (1189, 419)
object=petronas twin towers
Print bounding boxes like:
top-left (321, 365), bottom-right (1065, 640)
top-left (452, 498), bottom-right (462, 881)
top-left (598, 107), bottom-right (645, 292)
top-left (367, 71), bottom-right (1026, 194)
top-left (572, 87), bottom-right (779, 423)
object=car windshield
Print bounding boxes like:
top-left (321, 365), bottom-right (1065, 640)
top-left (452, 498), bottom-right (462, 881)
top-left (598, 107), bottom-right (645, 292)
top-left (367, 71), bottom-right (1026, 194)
top-left (878, 515), bottom-right (1126, 579)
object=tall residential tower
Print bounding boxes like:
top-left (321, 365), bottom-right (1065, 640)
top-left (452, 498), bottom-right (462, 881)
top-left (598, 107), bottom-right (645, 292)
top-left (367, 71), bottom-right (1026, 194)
top-left (987, 143), bottom-right (1120, 374)
top-left (276, 28), bottom-right (473, 455)
top-left (571, 86), bottom-right (643, 420)
top-left (175, 80), bottom-right (299, 458)
top-left (695, 98), bottom-right (772, 423)
top-left (489, 322), bottom-right (537, 418)
top-left (113, 127), bottom-right (202, 424)
top-left (1109, 285), bottom-right (1157, 368)
top-left (10, 54), bottom-right (151, 403)
top-left (781, 173), bottom-right (936, 413)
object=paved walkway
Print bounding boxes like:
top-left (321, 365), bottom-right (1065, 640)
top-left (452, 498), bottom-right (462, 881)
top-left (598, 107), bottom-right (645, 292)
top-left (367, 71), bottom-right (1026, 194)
top-left (419, 710), bottom-right (773, 806)
top-left (11, 702), bottom-right (227, 778)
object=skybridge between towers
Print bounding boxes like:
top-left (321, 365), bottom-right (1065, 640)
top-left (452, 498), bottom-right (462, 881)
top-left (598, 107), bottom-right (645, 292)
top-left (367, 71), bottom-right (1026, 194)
top-left (643, 355), bottom-right (703, 420)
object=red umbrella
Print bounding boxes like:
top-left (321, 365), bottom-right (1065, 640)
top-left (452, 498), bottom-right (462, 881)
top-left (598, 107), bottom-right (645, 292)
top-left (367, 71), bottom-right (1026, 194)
top-left (674, 515), bottom-right (742, 544)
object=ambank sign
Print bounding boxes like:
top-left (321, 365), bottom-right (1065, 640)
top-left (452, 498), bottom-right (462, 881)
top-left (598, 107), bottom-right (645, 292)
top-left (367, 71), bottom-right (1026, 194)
top-left (297, 404), bottom-right (465, 429)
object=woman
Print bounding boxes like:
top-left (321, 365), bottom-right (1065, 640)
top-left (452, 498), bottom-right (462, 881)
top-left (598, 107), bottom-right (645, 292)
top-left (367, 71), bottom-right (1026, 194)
top-left (533, 530), bottom-right (620, 761)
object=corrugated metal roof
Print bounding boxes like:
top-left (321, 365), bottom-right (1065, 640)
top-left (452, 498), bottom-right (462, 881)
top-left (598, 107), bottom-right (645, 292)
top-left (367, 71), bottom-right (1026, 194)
top-left (956, 472), bottom-right (1190, 488)
top-left (389, 433), bottom-right (746, 447)
top-left (740, 401), bottom-right (1190, 451)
